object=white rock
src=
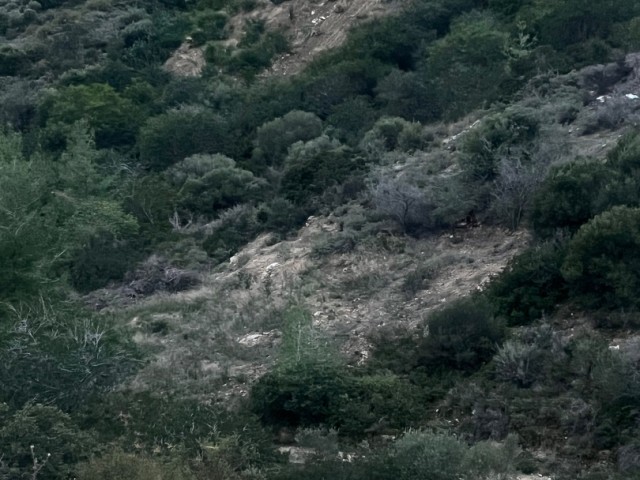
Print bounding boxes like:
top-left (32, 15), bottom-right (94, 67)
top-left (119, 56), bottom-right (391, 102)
top-left (626, 93), bottom-right (639, 99)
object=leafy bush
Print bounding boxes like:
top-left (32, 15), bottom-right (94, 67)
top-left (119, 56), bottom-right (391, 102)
top-left (138, 106), bottom-right (232, 171)
top-left (369, 173), bottom-right (469, 235)
top-left (459, 105), bottom-right (540, 184)
top-left (331, 374), bottom-right (422, 438)
top-left (418, 296), bottom-right (505, 372)
top-left (0, 403), bottom-right (94, 480)
top-left (168, 154), bottom-right (267, 218)
top-left (494, 324), bottom-right (560, 387)
top-left (562, 206), bottom-right (640, 310)
top-left (375, 430), bottom-right (517, 480)
top-left (251, 360), bottom-right (351, 428)
top-left (486, 240), bottom-right (568, 325)
top-left (202, 205), bottom-right (261, 263)
top-left (68, 231), bottom-right (141, 292)
top-left (41, 83), bottom-right (143, 149)
top-left (424, 11), bottom-right (513, 120)
top-left (530, 160), bottom-right (612, 236)
top-left (254, 110), bottom-right (323, 166)
top-left (280, 135), bottom-right (360, 205)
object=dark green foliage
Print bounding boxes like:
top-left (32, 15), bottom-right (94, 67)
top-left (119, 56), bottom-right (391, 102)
top-left (120, 11), bottom-right (191, 68)
top-left (202, 205), bottom-right (261, 262)
top-left (251, 362), bottom-right (421, 436)
top-left (251, 361), bottom-right (352, 428)
top-left (68, 232), bottom-right (141, 293)
top-left (530, 160), bottom-right (612, 236)
top-left (168, 154), bottom-right (267, 217)
top-left (580, 343), bottom-right (640, 448)
top-left (224, 30), bottom-right (289, 80)
top-left (280, 135), bottom-right (361, 205)
top-left (331, 374), bottom-right (422, 438)
top-left (424, 11), bottom-right (513, 120)
top-left (0, 302), bottom-right (139, 412)
top-left (326, 96), bottom-right (378, 145)
top-left (418, 296), bottom-right (505, 372)
top-left (460, 106), bottom-right (540, 184)
top-left (254, 110), bottom-right (323, 166)
top-left (486, 241), bottom-right (568, 325)
top-left (123, 173), bottom-right (177, 235)
top-left (0, 403), bottom-right (94, 480)
top-left (562, 206), bottom-right (640, 310)
top-left (40, 83), bottom-right (143, 149)
top-left (191, 10), bottom-right (228, 43)
top-left (375, 69), bottom-right (440, 122)
top-left (138, 107), bottom-right (232, 170)
top-left (522, 0), bottom-right (639, 54)
top-left (256, 197), bottom-right (308, 234)
top-left (0, 45), bottom-right (29, 76)
top-left (82, 391), bottom-right (277, 462)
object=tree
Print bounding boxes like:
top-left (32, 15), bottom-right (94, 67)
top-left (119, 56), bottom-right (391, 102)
top-left (138, 106), bottom-right (232, 171)
top-left (530, 160), bottom-right (612, 236)
top-left (423, 11), bottom-right (512, 119)
top-left (562, 206), bottom-right (640, 309)
top-left (168, 154), bottom-right (267, 217)
top-left (41, 83), bottom-right (142, 149)
top-left (280, 135), bottom-right (357, 205)
top-left (0, 130), bottom-right (53, 301)
top-left (254, 110), bottom-right (323, 166)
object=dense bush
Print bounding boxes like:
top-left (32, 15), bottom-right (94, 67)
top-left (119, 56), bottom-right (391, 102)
top-left (168, 153), bottom-right (267, 217)
top-left (0, 403), bottom-right (94, 480)
top-left (530, 160), bottom-right (613, 236)
top-left (251, 360), bottom-right (352, 428)
top-left (562, 206), bottom-right (640, 310)
top-left (138, 107), bottom-right (232, 170)
top-left (202, 204), bottom-right (261, 262)
top-left (254, 110), bottom-right (323, 166)
top-left (486, 240), bottom-right (568, 325)
top-left (251, 362), bottom-right (422, 437)
top-left (424, 11), bottom-right (513, 120)
top-left (280, 135), bottom-right (360, 205)
top-left (418, 296), bottom-right (505, 372)
top-left (40, 83), bottom-right (143, 149)
top-left (459, 105), bottom-right (540, 184)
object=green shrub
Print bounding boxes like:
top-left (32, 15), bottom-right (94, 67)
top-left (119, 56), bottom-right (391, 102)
top-left (68, 231), bottom-right (141, 293)
top-left (562, 206), bottom-right (640, 310)
top-left (168, 154), bottom-right (267, 217)
top-left (494, 324), bottom-right (560, 387)
top-left (326, 96), bottom-right (378, 145)
top-left (530, 160), bottom-right (613, 236)
top-left (418, 296), bottom-right (505, 372)
top-left (377, 430), bottom-right (517, 480)
top-left (459, 105), bottom-right (540, 184)
top-left (330, 374), bottom-right (422, 438)
top-left (485, 240), bottom-right (568, 325)
top-left (424, 11), bottom-right (513, 120)
top-left (202, 205), bottom-right (261, 263)
top-left (280, 135), bottom-right (361, 205)
top-left (138, 106), bottom-right (232, 171)
top-left (0, 403), bottom-right (94, 480)
top-left (41, 83), bottom-right (143, 149)
top-left (254, 110), bottom-right (323, 166)
top-left (251, 360), bottom-right (351, 428)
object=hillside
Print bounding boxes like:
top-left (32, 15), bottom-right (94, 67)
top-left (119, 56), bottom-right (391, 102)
top-left (2, 0), bottom-right (640, 479)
